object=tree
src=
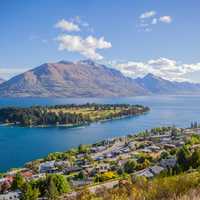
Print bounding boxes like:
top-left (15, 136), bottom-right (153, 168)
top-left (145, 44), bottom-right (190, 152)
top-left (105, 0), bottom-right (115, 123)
top-left (190, 149), bottom-right (200, 169)
top-left (46, 174), bottom-right (70, 195)
top-left (77, 170), bottom-right (87, 180)
top-left (160, 151), bottom-right (170, 160)
top-left (176, 146), bottom-right (190, 171)
top-left (21, 183), bottom-right (40, 200)
top-left (124, 160), bottom-right (137, 173)
top-left (46, 178), bottom-right (59, 200)
top-left (96, 171), bottom-right (117, 182)
top-left (11, 173), bottom-right (25, 190)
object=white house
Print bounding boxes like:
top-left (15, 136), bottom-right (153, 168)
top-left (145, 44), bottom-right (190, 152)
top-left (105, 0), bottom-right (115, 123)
top-left (39, 161), bottom-right (55, 173)
top-left (0, 190), bottom-right (21, 200)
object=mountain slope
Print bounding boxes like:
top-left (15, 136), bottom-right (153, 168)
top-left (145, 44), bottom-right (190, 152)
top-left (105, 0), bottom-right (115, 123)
top-left (0, 60), bottom-right (147, 97)
top-left (135, 73), bottom-right (200, 94)
top-left (0, 78), bottom-right (4, 84)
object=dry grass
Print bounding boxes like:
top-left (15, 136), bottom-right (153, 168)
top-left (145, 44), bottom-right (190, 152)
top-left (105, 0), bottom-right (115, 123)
top-left (48, 107), bottom-right (124, 121)
top-left (172, 188), bottom-right (200, 200)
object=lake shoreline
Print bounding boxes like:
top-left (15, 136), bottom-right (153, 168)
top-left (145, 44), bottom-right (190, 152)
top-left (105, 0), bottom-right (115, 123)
top-left (0, 111), bottom-right (149, 129)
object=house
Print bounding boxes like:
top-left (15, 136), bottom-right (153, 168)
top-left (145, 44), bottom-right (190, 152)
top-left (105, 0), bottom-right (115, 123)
top-left (39, 161), bottom-right (55, 173)
top-left (120, 147), bottom-right (130, 153)
top-left (134, 168), bottom-right (154, 178)
top-left (0, 190), bottom-right (21, 200)
top-left (91, 146), bottom-right (106, 153)
top-left (164, 144), bottom-right (176, 149)
top-left (55, 160), bottom-right (70, 168)
top-left (76, 153), bottom-right (86, 159)
top-left (95, 156), bottom-right (104, 161)
top-left (64, 166), bottom-right (82, 174)
top-left (160, 158), bottom-right (177, 168)
top-left (95, 163), bottom-right (110, 173)
top-left (149, 166), bottom-right (164, 175)
top-left (21, 171), bottom-right (33, 180)
top-left (128, 141), bottom-right (137, 150)
top-left (147, 145), bottom-right (161, 152)
top-left (140, 148), bottom-right (152, 153)
top-left (118, 159), bottom-right (128, 167)
top-left (71, 179), bottom-right (93, 187)
top-left (160, 137), bottom-right (172, 144)
top-left (0, 176), bottom-right (13, 186)
top-left (134, 165), bottom-right (164, 179)
top-left (104, 153), bottom-right (113, 158)
top-left (30, 173), bottom-right (46, 181)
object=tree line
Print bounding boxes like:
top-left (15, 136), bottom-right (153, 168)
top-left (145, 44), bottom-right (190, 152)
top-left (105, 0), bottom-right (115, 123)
top-left (0, 104), bottom-right (149, 126)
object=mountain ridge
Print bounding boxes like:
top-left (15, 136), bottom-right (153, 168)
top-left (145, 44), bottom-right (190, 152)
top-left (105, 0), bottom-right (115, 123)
top-left (0, 78), bottom-right (4, 84)
top-left (1, 61), bottom-right (200, 97)
top-left (135, 73), bottom-right (200, 94)
top-left (0, 60), bottom-right (147, 97)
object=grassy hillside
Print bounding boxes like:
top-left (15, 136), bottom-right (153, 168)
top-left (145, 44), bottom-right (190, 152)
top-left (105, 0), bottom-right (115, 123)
top-left (71, 171), bottom-right (200, 200)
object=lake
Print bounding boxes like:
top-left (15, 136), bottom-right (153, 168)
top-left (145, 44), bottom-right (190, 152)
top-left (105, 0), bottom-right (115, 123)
top-left (0, 95), bottom-right (200, 172)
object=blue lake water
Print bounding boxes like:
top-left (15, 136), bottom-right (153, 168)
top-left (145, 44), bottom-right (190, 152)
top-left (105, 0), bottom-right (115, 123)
top-left (0, 95), bottom-right (200, 172)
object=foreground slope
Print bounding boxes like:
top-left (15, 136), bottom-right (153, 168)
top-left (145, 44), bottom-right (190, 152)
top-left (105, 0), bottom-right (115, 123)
top-left (0, 60), bottom-right (147, 97)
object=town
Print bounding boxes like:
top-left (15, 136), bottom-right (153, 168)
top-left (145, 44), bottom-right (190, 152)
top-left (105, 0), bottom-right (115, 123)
top-left (1, 124), bottom-right (200, 200)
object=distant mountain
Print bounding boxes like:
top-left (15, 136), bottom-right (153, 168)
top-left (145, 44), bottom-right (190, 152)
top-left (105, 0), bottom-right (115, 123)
top-left (135, 73), bottom-right (200, 94)
top-left (0, 78), bottom-right (4, 84)
top-left (0, 60), bottom-right (147, 97)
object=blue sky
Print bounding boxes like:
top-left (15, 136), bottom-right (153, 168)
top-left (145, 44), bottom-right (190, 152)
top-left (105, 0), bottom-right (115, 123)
top-left (1, 0), bottom-right (200, 82)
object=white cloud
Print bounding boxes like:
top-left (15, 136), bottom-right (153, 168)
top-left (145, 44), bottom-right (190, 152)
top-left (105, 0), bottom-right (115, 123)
top-left (140, 11), bottom-right (156, 19)
top-left (159, 16), bottom-right (172, 24)
top-left (109, 58), bottom-right (200, 82)
top-left (138, 11), bottom-right (172, 31)
top-left (55, 19), bottom-right (80, 32)
top-left (71, 16), bottom-right (94, 32)
top-left (152, 18), bottom-right (157, 25)
top-left (56, 35), bottom-right (112, 60)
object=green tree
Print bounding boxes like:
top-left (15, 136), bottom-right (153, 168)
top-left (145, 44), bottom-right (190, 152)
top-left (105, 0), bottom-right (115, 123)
top-left (21, 183), bottom-right (40, 200)
top-left (124, 160), bottom-right (137, 174)
top-left (160, 151), bottom-right (170, 160)
top-left (11, 173), bottom-right (25, 190)
top-left (46, 174), bottom-right (70, 195)
top-left (77, 170), bottom-right (87, 180)
top-left (46, 178), bottom-right (59, 200)
top-left (177, 146), bottom-right (190, 171)
top-left (190, 149), bottom-right (200, 169)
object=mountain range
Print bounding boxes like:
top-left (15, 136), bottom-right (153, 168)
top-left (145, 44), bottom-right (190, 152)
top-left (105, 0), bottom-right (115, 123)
top-left (0, 60), bottom-right (200, 97)
top-left (135, 73), bottom-right (200, 95)
top-left (0, 78), bottom-right (4, 84)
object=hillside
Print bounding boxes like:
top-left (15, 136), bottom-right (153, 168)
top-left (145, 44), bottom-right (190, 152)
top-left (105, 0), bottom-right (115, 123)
top-left (0, 60), bottom-right (147, 97)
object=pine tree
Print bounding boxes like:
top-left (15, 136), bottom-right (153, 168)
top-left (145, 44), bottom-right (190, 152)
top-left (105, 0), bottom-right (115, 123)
top-left (46, 178), bottom-right (59, 200)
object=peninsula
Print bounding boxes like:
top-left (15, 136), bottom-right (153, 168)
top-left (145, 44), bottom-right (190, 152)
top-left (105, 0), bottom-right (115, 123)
top-left (0, 103), bottom-right (149, 127)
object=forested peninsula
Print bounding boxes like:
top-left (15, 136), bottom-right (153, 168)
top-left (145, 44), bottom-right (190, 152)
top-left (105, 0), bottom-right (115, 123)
top-left (0, 103), bottom-right (149, 127)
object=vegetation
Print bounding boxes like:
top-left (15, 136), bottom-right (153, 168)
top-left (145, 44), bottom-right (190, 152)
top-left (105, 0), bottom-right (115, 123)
top-left (70, 171), bottom-right (200, 200)
top-left (10, 173), bottom-right (70, 200)
top-left (0, 103), bottom-right (149, 126)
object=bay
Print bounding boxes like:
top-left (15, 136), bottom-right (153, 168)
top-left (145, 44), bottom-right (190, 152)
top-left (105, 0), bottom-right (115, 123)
top-left (0, 95), bottom-right (200, 172)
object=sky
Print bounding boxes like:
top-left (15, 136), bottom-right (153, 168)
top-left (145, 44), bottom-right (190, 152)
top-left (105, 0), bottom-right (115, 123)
top-left (1, 0), bottom-right (200, 82)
